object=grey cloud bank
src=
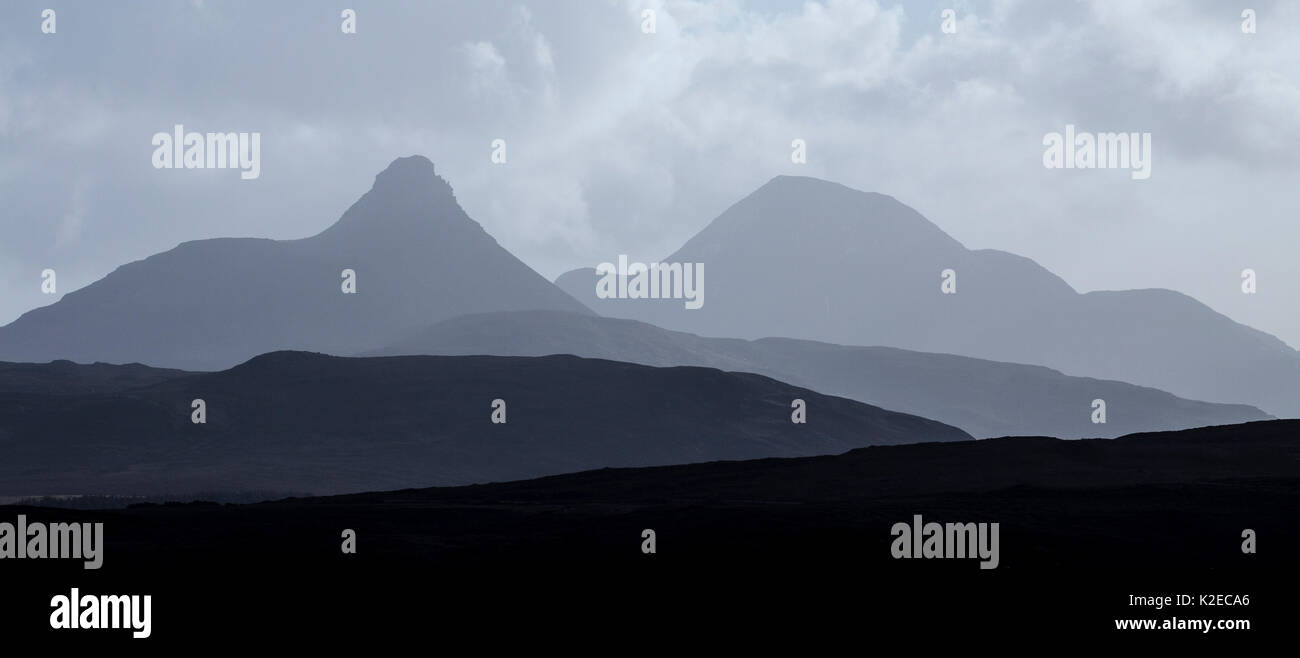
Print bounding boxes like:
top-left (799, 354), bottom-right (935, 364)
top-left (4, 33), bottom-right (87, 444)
top-left (2, 0), bottom-right (1298, 349)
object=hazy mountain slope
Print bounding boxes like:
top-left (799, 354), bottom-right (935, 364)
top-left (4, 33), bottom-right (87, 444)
top-left (556, 176), bottom-right (1300, 416)
top-left (374, 310), bottom-right (1269, 439)
top-left (0, 156), bottom-right (590, 371)
top-left (0, 351), bottom-right (969, 497)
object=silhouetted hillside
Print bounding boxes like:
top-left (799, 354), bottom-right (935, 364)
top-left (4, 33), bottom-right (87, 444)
top-left (0, 351), bottom-right (968, 497)
top-left (0, 359), bottom-right (192, 394)
top-left (374, 310), bottom-right (1269, 438)
top-left (5, 419), bottom-right (1293, 569)
top-left (5, 420), bottom-right (1294, 641)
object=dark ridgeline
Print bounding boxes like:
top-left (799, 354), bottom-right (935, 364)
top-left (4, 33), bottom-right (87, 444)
top-left (0, 352), bottom-right (970, 498)
top-left (4, 419), bottom-right (1295, 571)
top-left (557, 176), bottom-right (1300, 417)
top-left (7, 419), bottom-right (1295, 639)
top-left (0, 360), bottom-right (192, 394)
top-left (0, 156), bottom-right (590, 371)
top-left (373, 309), bottom-right (1270, 439)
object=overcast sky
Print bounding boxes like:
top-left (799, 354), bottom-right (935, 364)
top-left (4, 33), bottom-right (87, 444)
top-left (3, 0), bottom-right (1299, 348)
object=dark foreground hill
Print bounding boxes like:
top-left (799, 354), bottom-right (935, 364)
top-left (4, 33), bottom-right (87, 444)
top-left (8, 419), bottom-right (1294, 567)
top-left (0, 360), bottom-right (192, 394)
top-left (0, 351), bottom-right (967, 497)
top-left (2, 421), bottom-right (1295, 642)
top-left (374, 310), bottom-right (1269, 439)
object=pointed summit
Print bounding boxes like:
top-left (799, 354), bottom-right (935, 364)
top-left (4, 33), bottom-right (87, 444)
top-left (369, 155), bottom-right (453, 198)
top-left (0, 158), bottom-right (590, 370)
top-left (322, 155), bottom-right (465, 238)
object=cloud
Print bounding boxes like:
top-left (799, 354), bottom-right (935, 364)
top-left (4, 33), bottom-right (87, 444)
top-left (463, 40), bottom-right (507, 78)
top-left (56, 178), bottom-right (90, 246)
top-left (1, 0), bottom-right (1298, 347)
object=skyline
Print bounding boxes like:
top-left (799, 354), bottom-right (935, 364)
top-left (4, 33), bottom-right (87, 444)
top-left (3, 0), bottom-right (1298, 348)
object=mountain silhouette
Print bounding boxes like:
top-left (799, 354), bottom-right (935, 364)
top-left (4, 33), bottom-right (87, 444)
top-left (557, 175), bottom-right (1300, 416)
top-left (0, 156), bottom-right (590, 370)
top-left (0, 351), bottom-right (969, 497)
top-left (372, 310), bottom-right (1269, 439)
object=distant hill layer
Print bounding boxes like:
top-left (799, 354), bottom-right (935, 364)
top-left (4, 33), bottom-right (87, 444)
top-left (374, 310), bottom-right (1270, 439)
top-left (557, 175), bottom-right (1300, 416)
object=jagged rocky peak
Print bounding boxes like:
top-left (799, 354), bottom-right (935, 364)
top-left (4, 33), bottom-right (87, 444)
top-left (367, 155), bottom-right (457, 202)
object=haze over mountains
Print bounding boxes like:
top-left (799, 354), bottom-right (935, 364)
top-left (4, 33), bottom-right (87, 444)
top-left (1, 156), bottom-right (1290, 448)
top-left (374, 310), bottom-right (1268, 439)
top-left (0, 352), bottom-right (968, 497)
top-left (557, 176), bottom-right (1300, 417)
top-left (0, 156), bottom-right (588, 371)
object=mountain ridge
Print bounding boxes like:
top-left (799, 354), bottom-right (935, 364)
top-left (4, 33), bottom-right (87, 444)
top-left (372, 309), bottom-right (1270, 439)
top-left (557, 175), bottom-right (1300, 416)
top-left (0, 156), bottom-right (591, 370)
